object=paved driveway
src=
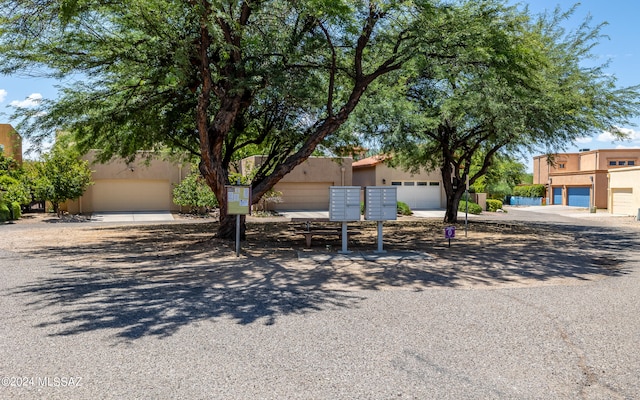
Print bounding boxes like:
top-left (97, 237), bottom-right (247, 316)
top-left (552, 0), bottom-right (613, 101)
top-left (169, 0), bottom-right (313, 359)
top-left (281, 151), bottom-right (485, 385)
top-left (1, 207), bottom-right (639, 399)
top-left (90, 211), bottom-right (174, 222)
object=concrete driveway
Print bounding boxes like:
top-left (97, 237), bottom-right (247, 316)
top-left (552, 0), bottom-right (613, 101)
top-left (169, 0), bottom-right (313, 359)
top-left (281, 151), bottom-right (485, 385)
top-left (90, 211), bottom-right (174, 222)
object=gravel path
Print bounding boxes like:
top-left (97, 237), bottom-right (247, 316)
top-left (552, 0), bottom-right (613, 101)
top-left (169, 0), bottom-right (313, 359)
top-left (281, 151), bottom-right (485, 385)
top-left (1, 209), bottom-right (640, 399)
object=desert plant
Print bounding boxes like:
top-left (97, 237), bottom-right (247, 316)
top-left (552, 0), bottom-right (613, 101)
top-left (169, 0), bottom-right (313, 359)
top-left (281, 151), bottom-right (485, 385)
top-left (458, 200), bottom-right (482, 215)
top-left (486, 199), bottom-right (503, 212)
top-left (397, 201), bottom-right (412, 216)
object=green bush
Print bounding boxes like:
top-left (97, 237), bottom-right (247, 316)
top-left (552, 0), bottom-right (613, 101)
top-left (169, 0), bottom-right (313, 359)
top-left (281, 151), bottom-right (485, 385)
top-left (458, 200), bottom-right (482, 215)
top-left (397, 201), bottom-right (412, 216)
top-left (486, 199), bottom-right (503, 212)
top-left (513, 184), bottom-right (545, 198)
top-left (10, 202), bottom-right (21, 220)
top-left (0, 202), bottom-right (9, 222)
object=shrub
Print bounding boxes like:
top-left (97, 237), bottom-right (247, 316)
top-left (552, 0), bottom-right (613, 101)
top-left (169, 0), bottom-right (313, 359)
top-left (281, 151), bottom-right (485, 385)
top-left (10, 202), bottom-right (21, 220)
top-left (397, 201), bottom-right (412, 216)
top-left (0, 202), bottom-right (9, 222)
top-left (486, 199), bottom-right (503, 212)
top-left (458, 200), bottom-right (482, 214)
top-left (513, 184), bottom-right (545, 198)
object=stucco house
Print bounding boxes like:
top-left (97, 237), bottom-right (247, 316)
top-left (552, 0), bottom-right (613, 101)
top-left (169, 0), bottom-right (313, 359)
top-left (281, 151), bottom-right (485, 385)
top-left (239, 156), bottom-right (353, 210)
top-left (352, 155), bottom-right (445, 209)
top-left (65, 151), bottom-right (189, 213)
top-left (608, 166), bottom-right (640, 217)
top-left (0, 124), bottom-right (22, 164)
top-left (533, 149), bottom-right (640, 209)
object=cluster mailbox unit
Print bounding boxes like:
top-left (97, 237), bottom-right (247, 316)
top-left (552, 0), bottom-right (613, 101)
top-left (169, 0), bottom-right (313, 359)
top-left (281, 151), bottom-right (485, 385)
top-left (329, 186), bottom-right (361, 253)
top-left (364, 186), bottom-right (397, 253)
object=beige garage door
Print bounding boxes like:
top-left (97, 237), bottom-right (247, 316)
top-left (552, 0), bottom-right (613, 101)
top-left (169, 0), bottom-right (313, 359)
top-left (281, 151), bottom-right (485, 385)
top-left (273, 182), bottom-right (332, 210)
top-left (612, 188), bottom-right (635, 216)
top-left (91, 179), bottom-right (172, 212)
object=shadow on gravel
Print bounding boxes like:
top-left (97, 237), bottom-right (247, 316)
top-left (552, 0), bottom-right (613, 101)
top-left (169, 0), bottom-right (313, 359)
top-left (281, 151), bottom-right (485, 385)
top-left (11, 260), bottom-right (365, 340)
top-left (8, 219), bottom-right (637, 340)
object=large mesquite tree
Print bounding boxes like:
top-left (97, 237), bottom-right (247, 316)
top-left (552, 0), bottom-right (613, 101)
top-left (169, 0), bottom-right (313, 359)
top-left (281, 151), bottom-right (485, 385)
top-left (1, 0), bottom-right (420, 238)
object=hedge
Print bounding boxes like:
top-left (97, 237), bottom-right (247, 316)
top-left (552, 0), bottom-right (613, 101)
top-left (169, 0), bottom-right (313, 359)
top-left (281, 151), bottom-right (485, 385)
top-left (0, 203), bottom-right (9, 222)
top-left (10, 202), bottom-right (21, 220)
top-left (486, 199), bottom-right (503, 212)
top-left (458, 200), bottom-right (482, 214)
top-left (513, 184), bottom-right (545, 198)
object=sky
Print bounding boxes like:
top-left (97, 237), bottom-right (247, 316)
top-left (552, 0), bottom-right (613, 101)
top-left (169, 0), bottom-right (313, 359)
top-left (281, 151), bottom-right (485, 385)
top-left (2, 1), bottom-right (640, 163)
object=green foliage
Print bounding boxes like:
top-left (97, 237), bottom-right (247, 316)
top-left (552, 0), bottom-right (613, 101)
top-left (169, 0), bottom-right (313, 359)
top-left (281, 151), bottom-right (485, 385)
top-left (0, 202), bottom-right (9, 222)
top-left (397, 201), bottom-right (412, 216)
top-left (513, 184), bottom-right (545, 198)
top-left (36, 140), bottom-right (94, 214)
top-left (10, 201), bottom-right (21, 220)
top-left (459, 200), bottom-right (482, 215)
top-left (486, 199), bottom-right (503, 212)
top-left (0, 175), bottom-right (31, 205)
top-left (173, 164), bottom-right (218, 213)
top-left (256, 189), bottom-right (282, 212)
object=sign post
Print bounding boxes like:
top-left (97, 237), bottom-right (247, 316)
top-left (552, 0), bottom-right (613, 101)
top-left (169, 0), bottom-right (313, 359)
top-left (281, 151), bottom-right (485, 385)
top-left (444, 226), bottom-right (456, 248)
top-left (226, 184), bottom-right (251, 257)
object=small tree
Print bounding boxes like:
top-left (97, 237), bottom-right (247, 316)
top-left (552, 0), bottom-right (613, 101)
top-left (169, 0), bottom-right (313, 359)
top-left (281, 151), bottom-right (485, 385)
top-left (38, 142), bottom-right (93, 216)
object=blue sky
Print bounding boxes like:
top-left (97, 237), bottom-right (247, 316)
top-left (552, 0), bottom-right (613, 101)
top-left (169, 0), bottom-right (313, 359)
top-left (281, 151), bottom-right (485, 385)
top-left (1, 1), bottom-right (640, 159)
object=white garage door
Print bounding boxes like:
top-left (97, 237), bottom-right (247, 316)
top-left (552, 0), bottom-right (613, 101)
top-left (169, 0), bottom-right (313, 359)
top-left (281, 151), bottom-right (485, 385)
top-left (392, 181), bottom-right (441, 209)
top-left (91, 179), bottom-right (172, 212)
top-left (273, 182), bottom-right (332, 210)
top-left (612, 188), bottom-right (635, 216)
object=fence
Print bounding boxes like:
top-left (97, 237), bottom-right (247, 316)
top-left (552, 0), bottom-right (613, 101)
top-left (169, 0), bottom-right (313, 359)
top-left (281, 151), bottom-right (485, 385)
top-left (509, 196), bottom-right (543, 206)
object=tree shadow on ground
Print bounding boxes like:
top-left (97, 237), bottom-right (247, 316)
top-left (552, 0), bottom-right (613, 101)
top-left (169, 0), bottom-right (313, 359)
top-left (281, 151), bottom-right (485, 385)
top-left (7, 219), bottom-right (637, 341)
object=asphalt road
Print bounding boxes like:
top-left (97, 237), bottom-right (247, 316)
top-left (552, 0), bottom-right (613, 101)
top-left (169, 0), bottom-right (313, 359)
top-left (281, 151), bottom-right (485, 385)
top-left (1, 208), bottom-right (639, 399)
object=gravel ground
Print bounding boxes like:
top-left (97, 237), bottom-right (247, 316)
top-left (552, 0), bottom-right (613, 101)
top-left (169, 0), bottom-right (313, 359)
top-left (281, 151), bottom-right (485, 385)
top-left (1, 207), bottom-right (640, 399)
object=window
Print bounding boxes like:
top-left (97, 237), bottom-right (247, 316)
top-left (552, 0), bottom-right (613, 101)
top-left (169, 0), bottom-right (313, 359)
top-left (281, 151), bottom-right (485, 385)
top-left (404, 181), bottom-right (415, 186)
top-left (391, 181), bottom-right (401, 186)
top-left (0, 144), bottom-right (4, 152)
top-left (558, 163), bottom-right (565, 169)
top-left (618, 161), bottom-right (626, 166)
top-left (628, 161), bottom-right (636, 166)
top-left (417, 182), bottom-right (428, 186)
top-left (609, 160), bottom-right (617, 166)
top-left (429, 182), bottom-right (440, 186)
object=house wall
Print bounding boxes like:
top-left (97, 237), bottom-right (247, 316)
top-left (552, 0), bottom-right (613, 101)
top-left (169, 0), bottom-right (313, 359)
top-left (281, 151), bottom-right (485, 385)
top-left (0, 124), bottom-right (22, 164)
top-left (65, 151), bottom-right (189, 213)
top-left (608, 167), bottom-right (640, 216)
top-left (534, 149), bottom-right (640, 209)
top-left (240, 156), bottom-right (353, 210)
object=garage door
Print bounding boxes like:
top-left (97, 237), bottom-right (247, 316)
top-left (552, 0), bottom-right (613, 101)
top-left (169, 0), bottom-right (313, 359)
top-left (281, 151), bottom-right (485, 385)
top-left (273, 182), bottom-right (332, 210)
top-left (567, 187), bottom-right (591, 207)
top-left (393, 181), bottom-right (441, 209)
top-left (612, 188), bottom-right (635, 216)
top-left (552, 187), bottom-right (562, 205)
top-left (91, 179), bottom-right (172, 212)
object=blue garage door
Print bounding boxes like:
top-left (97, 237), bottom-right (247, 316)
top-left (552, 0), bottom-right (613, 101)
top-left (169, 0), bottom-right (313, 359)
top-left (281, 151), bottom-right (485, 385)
top-left (567, 187), bottom-right (590, 207)
top-left (552, 187), bottom-right (562, 205)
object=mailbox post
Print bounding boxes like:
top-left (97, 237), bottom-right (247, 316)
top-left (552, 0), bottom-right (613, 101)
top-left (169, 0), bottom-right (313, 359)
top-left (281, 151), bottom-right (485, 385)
top-left (329, 186), bottom-right (361, 253)
top-left (364, 186), bottom-right (397, 253)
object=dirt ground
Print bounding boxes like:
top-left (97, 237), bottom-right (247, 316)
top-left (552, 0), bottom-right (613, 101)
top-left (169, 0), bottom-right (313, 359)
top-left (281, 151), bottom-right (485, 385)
top-left (1, 211), bottom-right (637, 291)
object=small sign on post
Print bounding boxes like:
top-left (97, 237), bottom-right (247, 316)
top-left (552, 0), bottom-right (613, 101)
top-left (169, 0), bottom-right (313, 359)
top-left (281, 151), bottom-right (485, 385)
top-left (226, 185), bottom-right (251, 257)
top-left (444, 226), bottom-right (456, 248)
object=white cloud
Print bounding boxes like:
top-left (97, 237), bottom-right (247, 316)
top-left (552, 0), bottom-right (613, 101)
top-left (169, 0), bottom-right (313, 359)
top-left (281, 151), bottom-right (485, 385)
top-left (10, 93), bottom-right (43, 108)
top-left (575, 136), bottom-right (592, 144)
top-left (597, 127), bottom-right (640, 143)
top-left (0, 89), bottom-right (7, 103)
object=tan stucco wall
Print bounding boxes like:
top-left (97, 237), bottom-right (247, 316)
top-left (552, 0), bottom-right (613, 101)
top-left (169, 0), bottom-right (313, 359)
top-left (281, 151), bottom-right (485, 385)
top-left (0, 124), bottom-right (22, 164)
top-left (608, 167), bottom-right (640, 216)
top-left (65, 151), bottom-right (189, 213)
top-left (240, 156), bottom-right (352, 186)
